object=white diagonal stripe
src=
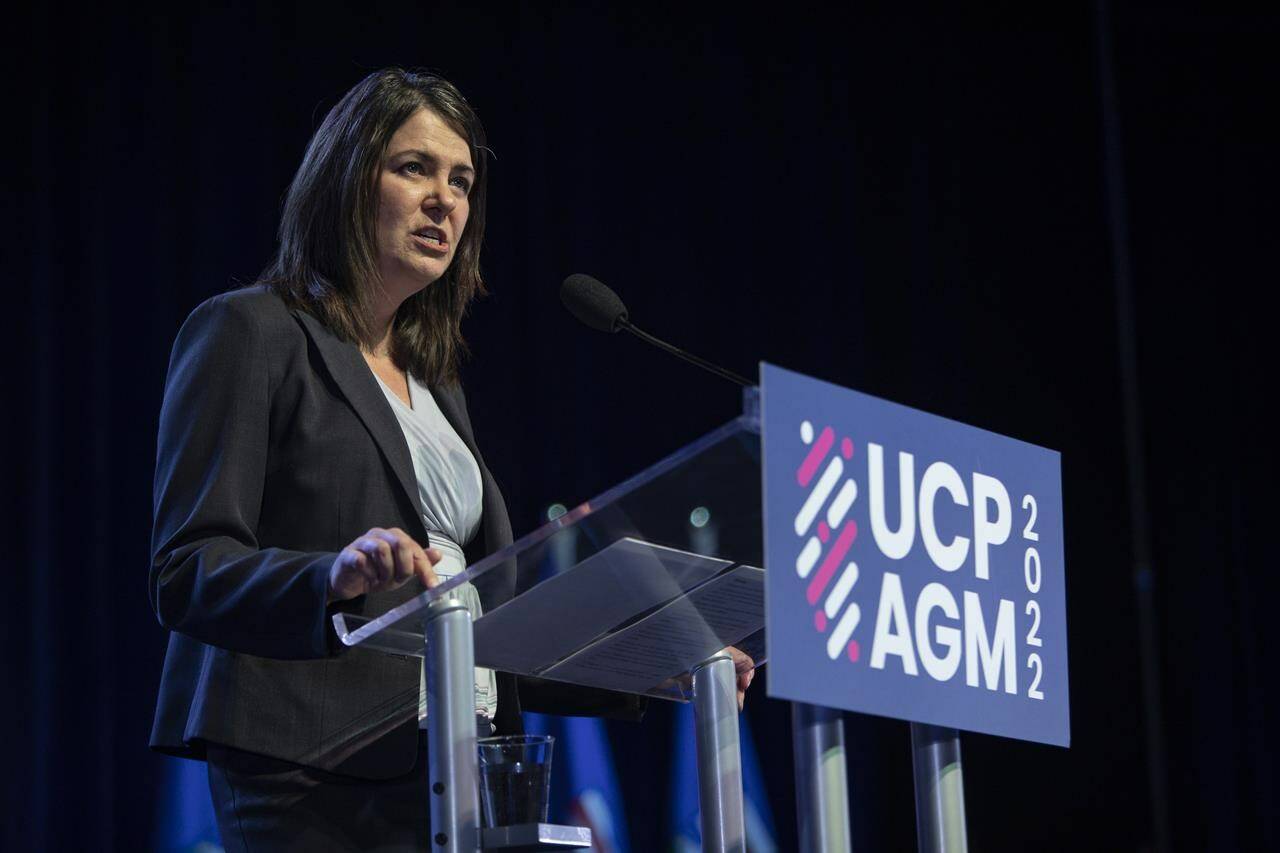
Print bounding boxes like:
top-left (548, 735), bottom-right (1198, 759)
top-left (826, 478), bottom-right (858, 529)
top-left (826, 601), bottom-right (862, 660)
top-left (824, 561), bottom-right (859, 619)
top-left (794, 456), bottom-right (843, 536)
top-left (796, 536), bottom-right (822, 578)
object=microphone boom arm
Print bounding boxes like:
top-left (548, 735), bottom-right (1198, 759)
top-left (618, 319), bottom-right (754, 387)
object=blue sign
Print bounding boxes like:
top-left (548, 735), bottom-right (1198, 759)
top-left (762, 364), bottom-right (1069, 746)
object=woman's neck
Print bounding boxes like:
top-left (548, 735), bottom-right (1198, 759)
top-left (366, 327), bottom-right (395, 361)
top-left (366, 285), bottom-right (405, 359)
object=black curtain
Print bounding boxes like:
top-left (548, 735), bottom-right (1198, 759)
top-left (8, 2), bottom-right (1275, 850)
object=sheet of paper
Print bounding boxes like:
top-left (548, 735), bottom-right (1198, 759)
top-left (539, 564), bottom-right (765, 693)
top-left (472, 537), bottom-right (731, 673)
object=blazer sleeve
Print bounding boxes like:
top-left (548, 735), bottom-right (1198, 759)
top-left (149, 294), bottom-right (338, 660)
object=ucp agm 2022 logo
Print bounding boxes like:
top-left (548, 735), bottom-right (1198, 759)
top-left (793, 420), bottom-right (865, 663)
top-left (763, 364), bottom-right (1070, 746)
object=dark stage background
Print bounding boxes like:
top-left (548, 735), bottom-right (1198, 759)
top-left (7, 2), bottom-right (1276, 850)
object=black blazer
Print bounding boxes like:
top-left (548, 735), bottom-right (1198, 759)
top-left (149, 286), bottom-right (640, 779)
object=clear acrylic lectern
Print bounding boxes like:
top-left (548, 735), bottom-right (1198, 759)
top-left (334, 388), bottom-right (849, 852)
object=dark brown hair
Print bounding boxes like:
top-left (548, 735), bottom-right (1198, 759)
top-left (260, 68), bottom-right (489, 385)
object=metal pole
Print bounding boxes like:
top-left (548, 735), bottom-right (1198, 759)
top-left (425, 598), bottom-right (480, 853)
top-left (692, 654), bottom-right (746, 853)
top-left (910, 724), bottom-right (968, 853)
top-left (791, 703), bottom-right (852, 852)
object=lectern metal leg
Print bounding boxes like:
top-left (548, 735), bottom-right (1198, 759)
top-left (910, 723), bottom-right (968, 853)
top-left (791, 703), bottom-right (852, 853)
top-left (691, 654), bottom-right (746, 853)
top-left (425, 598), bottom-right (480, 853)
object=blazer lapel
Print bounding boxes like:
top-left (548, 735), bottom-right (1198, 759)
top-left (292, 310), bottom-right (427, 537)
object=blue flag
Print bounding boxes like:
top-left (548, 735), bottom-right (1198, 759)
top-left (524, 711), bottom-right (630, 852)
top-left (667, 703), bottom-right (777, 852)
top-left (154, 755), bottom-right (222, 853)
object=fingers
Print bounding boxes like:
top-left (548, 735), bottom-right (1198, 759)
top-left (330, 527), bottom-right (437, 602)
top-left (363, 528), bottom-right (417, 583)
top-left (414, 547), bottom-right (442, 589)
top-left (727, 646), bottom-right (756, 711)
top-left (328, 546), bottom-right (374, 602)
top-left (736, 669), bottom-right (752, 712)
top-left (737, 669), bottom-right (755, 711)
top-left (737, 667), bottom-right (755, 692)
top-left (352, 536), bottom-right (394, 586)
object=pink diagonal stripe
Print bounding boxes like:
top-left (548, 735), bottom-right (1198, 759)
top-left (797, 426), bottom-right (835, 487)
top-left (806, 520), bottom-right (857, 605)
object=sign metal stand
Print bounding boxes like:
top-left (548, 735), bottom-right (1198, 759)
top-left (910, 723), bottom-right (969, 853)
top-left (791, 702), bottom-right (852, 853)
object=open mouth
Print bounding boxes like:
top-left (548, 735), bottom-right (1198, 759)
top-left (412, 227), bottom-right (448, 251)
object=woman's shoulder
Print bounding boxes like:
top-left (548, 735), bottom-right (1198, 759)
top-left (186, 284), bottom-right (294, 329)
top-left (169, 285), bottom-right (311, 371)
top-left (178, 284), bottom-right (313, 347)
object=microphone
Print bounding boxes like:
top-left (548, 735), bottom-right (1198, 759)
top-left (560, 273), bottom-right (754, 387)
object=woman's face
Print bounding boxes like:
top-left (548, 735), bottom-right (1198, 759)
top-left (375, 108), bottom-right (475, 298)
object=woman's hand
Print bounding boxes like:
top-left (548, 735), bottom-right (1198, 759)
top-left (665, 647), bottom-right (758, 709)
top-left (327, 527), bottom-right (441, 603)
top-left (730, 646), bottom-right (756, 711)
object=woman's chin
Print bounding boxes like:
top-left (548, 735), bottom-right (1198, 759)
top-left (384, 262), bottom-right (447, 297)
top-left (413, 255), bottom-right (451, 284)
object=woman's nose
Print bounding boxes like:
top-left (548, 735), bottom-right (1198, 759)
top-left (423, 178), bottom-right (457, 215)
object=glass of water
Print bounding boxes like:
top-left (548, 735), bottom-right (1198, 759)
top-left (477, 735), bottom-right (555, 828)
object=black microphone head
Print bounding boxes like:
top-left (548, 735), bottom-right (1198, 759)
top-left (560, 273), bottom-right (629, 333)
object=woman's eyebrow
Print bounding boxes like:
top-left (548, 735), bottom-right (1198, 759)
top-left (393, 148), bottom-right (475, 175)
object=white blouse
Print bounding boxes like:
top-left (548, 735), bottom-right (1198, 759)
top-left (371, 368), bottom-right (497, 725)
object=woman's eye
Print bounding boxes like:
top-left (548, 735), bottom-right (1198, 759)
top-left (400, 162), bottom-right (424, 175)
top-left (450, 176), bottom-right (472, 193)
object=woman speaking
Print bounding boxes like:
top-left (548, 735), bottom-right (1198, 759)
top-left (146, 69), bottom-right (651, 851)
